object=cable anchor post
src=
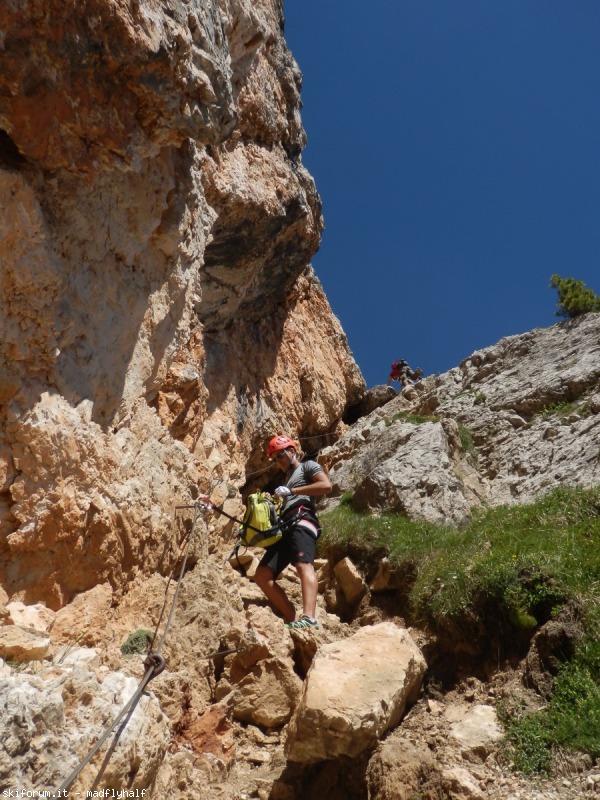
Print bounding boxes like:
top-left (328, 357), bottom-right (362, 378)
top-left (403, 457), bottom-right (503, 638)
top-left (143, 652), bottom-right (167, 679)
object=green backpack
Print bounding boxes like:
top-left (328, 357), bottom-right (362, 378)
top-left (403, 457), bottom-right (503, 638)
top-left (239, 491), bottom-right (282, 548)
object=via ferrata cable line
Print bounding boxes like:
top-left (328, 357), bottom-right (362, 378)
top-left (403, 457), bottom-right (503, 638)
top-left (54, 503), bottom-right (202, 795)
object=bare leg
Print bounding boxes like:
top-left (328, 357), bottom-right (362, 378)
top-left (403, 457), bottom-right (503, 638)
top-left (254, 565), bottom-right (296, 622)
top-left (295, 562), bottom-right (318, 619)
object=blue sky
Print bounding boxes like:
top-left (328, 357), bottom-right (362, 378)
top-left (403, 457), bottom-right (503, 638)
top-left (283, 1), bottom-right (600, 389)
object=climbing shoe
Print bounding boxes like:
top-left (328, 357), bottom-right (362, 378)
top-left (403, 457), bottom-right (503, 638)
top-left (285, 615), bottom-right (319, 630)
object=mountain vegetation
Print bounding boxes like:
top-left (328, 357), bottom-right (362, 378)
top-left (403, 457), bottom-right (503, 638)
top-left (320, 485), bottom-right (600, 774)
top-left (550, 274), bottom-right (600, 318)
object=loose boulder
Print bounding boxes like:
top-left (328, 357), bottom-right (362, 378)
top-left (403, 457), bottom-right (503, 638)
top-left (448, 704), bottom-right (503, 761)
top-left (366, 734), bottom-right (445, 800)
top-left (285, 622), bottom-right (426, 763)
top-left (333, 557), bottom-right (367, 604)
top-left (5, 601), bottom-right (56, 632)
top-left (0, 625), bottom-right (51, 661)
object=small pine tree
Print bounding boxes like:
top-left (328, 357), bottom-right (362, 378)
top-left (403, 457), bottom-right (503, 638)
top-left (549, 274), bottom-right (600, 319)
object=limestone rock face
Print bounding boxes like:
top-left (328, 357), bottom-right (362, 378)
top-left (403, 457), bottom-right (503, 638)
top-left (0, 0), bottom-right (365, 609)
top-left (284, 622), bottom-right (426, 763)
top-left (7, 2), bottom-right (598, 797)
top-left (0, 0), bottom-right (236, 173)
top-left (232, 656), bottom-right (302, 727)
top-left (161, 268), bottom-right (364, 485)
top-left (4, 396), bottom-right (197, 608)
top-left (439, 313), bottom-right (600, 507)
top-left (322, 313), bottom-right (600, 523)
top-left (214, 606), bottom-right (303, 728)
top-left (325, 416), bottom-right (475, 525)
top-left (0, 660), bottom-right (169, 792)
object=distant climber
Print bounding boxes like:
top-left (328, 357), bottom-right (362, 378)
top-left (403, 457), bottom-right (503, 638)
top-left (387, 359), bottom-right (423, 389)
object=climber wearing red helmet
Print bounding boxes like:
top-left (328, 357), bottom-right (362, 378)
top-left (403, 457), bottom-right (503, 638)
top-left (266, 434), bottom-right (298, 459)
top-left (254, 435), bottom-right (332, 630)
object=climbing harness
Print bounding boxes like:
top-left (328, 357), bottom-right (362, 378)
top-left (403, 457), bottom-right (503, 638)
top-left (187, 496), bottom-right (318, 577)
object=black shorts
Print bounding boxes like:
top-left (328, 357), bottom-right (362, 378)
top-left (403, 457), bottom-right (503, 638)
top-left (258, 525), bottom-right (317, 578)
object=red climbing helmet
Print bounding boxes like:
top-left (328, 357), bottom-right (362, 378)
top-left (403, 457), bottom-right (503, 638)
top-left (267, 435), bottom-right (297, 459)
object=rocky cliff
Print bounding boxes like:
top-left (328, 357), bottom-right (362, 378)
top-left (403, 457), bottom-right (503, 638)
top-left (0, 0), bottom-right (364, 611)
top-left (323, 312), bottom-right (600, 524)
top-left (1, 2), bottom-right (599, 799)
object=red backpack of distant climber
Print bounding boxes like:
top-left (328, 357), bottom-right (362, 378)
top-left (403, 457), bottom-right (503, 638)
top-left (390, 359), bottom-right (408, 378)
